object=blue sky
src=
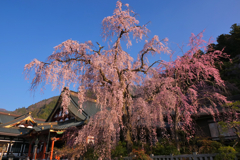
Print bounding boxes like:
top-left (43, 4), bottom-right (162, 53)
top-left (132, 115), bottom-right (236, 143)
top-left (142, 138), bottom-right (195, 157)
top-left (0, 0), bottom-right (239, 111)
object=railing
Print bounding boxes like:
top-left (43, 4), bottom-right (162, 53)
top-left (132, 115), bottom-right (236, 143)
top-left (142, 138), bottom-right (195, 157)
top-left (123, 152), bottom-right (240, 160)
top-left (2, 153), bottom-right (239, 160)
top-left (150, 153), bottom-right (217, 160)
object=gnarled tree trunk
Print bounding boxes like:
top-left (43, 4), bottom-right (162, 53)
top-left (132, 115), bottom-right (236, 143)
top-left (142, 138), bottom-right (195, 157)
top-left (122, 104), bottom-right (133, 151)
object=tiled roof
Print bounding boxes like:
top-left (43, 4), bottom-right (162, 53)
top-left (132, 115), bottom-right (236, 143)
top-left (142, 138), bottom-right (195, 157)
top-left (32, 120), bottom-right (85, 132)
top-left (70, 94), bottom-right (100, 120)
top-left (0, 112), bottom-right (45, 125)
top-left (53, 121), bottom-right (84, 130)
top-left (0, 127), bottom-right (31, 136)
top-left (0, 89), bottom-right (100, 136)
top-left (46, 90), bottom-right (100, 122)
top-left (0, 112), bottom-right (38, 128)
top-left (14, 114), bottom-right (45, 122)
top-left (0, 114), bottom-right (16, 124)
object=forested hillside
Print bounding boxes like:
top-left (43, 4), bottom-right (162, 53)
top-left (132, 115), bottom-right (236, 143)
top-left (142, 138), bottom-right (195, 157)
top-left (212, 23), bottom-right (240, 96)
top-left (12, 96), bottom-right (59, 119)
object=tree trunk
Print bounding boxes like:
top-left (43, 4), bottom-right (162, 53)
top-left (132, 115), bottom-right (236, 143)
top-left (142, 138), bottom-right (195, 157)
top-left (122, 104), bottom-right (133, 152)
top-left (174, 107), bottom-right (180, 152)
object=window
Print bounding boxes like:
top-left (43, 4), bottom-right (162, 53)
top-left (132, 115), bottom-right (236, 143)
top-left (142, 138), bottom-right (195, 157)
top-left (65, 110), bottom-right (69, 115)
top-left (11, 143), bottom-right (22, 153)
top-left (209, 122), bottom-right (236, 139)
top-left (59, 110), bottom-right (62, 117)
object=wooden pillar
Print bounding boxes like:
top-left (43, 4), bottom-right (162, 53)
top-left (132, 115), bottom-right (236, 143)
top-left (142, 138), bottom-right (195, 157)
top-left (33, 138), bottom-right (39, 160)
top-left (21, 144), bottom-right (26, 156)
top-left (28, 143), bottom-right (32, 158)
top-left (50, 137), bottom-right (60, 160)
top-left (20, 140), bottom-right (25, 156)
top-left (34, 145), bottom-right (37, 160)
top-left (7, 141), bottom-right (12, 155)
top-left (42, 142), bottom-right (46, 160)
top-left (18, 143), bottom-right (22, 156)
top-left (50, 140), bottom-right (55, 160)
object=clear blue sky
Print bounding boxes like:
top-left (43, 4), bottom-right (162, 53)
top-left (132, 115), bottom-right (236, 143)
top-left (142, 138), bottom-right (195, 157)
top-left (0, 0), bottom-right (239, 111)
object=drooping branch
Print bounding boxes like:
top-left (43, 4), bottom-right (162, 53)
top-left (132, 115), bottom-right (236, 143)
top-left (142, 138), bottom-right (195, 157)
top-left (25, 1), bottom-right (172, 158)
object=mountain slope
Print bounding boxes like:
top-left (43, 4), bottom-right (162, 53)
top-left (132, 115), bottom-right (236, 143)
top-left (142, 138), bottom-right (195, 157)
top-left (0, 108), bottom-right (8, 112)
top-left (13, 96), bottom-right (59, 119)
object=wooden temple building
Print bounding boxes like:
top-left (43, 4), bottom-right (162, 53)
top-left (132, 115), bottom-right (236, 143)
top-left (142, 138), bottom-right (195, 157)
top-left (0, 90), bottom-right (99, 160)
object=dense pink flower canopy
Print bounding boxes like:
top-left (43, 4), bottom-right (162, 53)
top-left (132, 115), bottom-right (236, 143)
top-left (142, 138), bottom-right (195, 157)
top-left (142, 32), bottom-right (230, 138)
top-left (24, 1), bottom-right (229, 159)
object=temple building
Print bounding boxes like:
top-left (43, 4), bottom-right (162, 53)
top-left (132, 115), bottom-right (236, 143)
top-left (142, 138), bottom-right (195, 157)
top-left (0, 112), bottom-right (45, 159)
top-left (0, 89), bottom-right (99, 160)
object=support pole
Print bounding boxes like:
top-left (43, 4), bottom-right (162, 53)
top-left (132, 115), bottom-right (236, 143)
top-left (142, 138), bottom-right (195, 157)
top-left (42, 142), bottom-right (46, 160)
top-left (50, 140), bottom-right (55, 160)
top-left (7, 141), bottom-right (12, 156)
top-left (33, 138), bottom-right (39, 160)
top-left (45, 129), bottom-right (51, 159)
top-left (20, 140), bottom-right (25, 156)
top-left (50, 137), bottom-right (60, 160)
top-left (28, 143), bottom-right (32, 158)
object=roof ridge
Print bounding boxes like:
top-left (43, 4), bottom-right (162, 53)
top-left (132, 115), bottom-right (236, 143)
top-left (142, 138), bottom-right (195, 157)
top-left (0, 112), bottom-right (20, 117)
top-left (69, 90), bottom-right (96, 102)
top-left (1, 112), bottom-right (36, 127)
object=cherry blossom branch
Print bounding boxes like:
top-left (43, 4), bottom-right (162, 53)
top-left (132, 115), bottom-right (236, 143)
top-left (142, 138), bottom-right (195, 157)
top-left (56, 58), bottom-right (91, 64)
top-left (93, 42), bottom-right (104, 56)
top-left (53, 54), bottom-right (113, 85)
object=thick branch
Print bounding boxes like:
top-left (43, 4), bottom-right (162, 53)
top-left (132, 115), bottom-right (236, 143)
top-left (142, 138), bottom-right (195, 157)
top-left (99, 69), bottom-right (112, 85)
top-left (120, 48), bottom-right (156, 74)
top-left (56, 57), bottom-right (91, 64)
top-left (93, 42), bottom-right (104, 56)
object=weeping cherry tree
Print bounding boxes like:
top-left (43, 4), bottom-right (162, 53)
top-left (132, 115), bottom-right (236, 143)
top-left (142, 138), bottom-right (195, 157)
top-left (24, 1), bottom-right (170, 158)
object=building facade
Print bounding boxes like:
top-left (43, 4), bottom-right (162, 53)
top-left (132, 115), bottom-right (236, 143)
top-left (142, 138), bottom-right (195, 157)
top-left (0, 90), bottom-right (99, 160)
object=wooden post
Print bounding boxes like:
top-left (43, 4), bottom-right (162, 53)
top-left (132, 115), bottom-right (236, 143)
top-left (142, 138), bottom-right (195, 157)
top-left (150, 154), bottom-right (154, 159)
top-left (50, 137), bottom-right (60, 160)
top-left (50, 140), bottom-right (55, 160)
top-left (20, 141), bottom-right (25, 156)
top-left (34, 144), bottom-right (37, 160)
top-left (7, 141), bottom-right (12, 155)
top-left (170, 153), bottom-right (174, 160)
top-left (42, 142), bottom-right (46, 160)
top-left (33, 138), bottom-right (39, 160)
top-left (193, 152), bottom-right (198, 160)
top-left (28, 143), bottom-right (32, 158)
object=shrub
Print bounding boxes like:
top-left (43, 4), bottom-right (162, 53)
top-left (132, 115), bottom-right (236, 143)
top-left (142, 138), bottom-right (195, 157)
top-left (111, 141), bottom-right (128, 159)
top-left (152, 142), bottom-right (180, 155)
top-left (198, 140), bottom-right (222, 154)
top-left (132, 141), bottom-right (151, 155)
top-left (132, 149), bottom-right (151, 160)
top-left (214, 146), bottom-right (237, 160)
top-left (83, 147), bottom-right (98, 160)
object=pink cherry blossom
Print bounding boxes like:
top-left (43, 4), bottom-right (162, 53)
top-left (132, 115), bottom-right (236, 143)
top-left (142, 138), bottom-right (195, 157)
top-left (24, 1), bottom-right (230, 158)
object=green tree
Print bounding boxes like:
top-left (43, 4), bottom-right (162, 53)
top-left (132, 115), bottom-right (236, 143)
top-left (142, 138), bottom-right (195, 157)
top-left (219, 101), bottom-right (240, 148)
top-left (212, 23), bottom-right (240, 94)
